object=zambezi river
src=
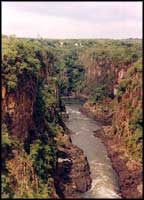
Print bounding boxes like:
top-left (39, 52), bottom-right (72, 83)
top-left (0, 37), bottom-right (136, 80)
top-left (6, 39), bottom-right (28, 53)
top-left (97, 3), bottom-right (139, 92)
top-left (65, 100), bottom-right (121, 199)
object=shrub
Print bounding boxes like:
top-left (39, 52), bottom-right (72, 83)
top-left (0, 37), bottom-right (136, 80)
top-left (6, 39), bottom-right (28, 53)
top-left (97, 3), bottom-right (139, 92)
top-left (89, 84), bottom-right (108, 103)
top-left (134, 58), bottom-right (142, 72)
top-left (117, 78), bottom-right (131, 97)
top-left (2, 123), bottom-right (11, 147)
top-left (7, 75), bottom-right (18, 92)
top-left (125, 128), bottom-right (142, 161)
top-left (129, 108), bottom-right (142, 131)
top-left (1, 174), bottom-right (12, 198)
top-left (29, 139), bottom-right (56, 182)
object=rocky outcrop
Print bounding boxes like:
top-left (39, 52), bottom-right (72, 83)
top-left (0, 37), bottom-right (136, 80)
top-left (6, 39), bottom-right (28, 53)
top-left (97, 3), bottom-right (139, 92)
top-left (55, 145), bottom-right (91, 198)
top-left (54, 132), bottom-right (92, 198)
top-left (2, 78), bottom-right (37, 140)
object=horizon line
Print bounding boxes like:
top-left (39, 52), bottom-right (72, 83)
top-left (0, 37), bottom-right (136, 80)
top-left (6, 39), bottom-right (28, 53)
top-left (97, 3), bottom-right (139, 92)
top-left (2, 34), bottom-right (142, 40)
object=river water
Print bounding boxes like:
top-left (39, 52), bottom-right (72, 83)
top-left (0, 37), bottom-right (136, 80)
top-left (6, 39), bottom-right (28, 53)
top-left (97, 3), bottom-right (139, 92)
top-left (65, 102), bottom-right (121, 199)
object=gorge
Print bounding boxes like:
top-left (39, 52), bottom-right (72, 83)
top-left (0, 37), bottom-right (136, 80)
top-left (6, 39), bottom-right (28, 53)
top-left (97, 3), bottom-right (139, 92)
top-left (2, 36), bottom-right (142, 199)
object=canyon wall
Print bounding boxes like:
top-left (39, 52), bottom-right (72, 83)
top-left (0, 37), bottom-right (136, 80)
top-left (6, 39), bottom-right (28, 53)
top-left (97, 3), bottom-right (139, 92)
top-left (79, 51), bottom-right (142, 198)
top-left (2, 36), bottom-right (91, 198)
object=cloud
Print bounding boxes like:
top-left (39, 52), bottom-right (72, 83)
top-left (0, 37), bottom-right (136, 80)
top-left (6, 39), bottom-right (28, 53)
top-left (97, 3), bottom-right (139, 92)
top-left (2, 2), bottom-right (142, 38)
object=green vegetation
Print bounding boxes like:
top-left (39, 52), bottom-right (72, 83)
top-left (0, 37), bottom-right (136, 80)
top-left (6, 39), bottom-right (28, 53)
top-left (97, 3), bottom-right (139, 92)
top-left (29, 139), bottom-right (56, 181)
top-left (2, 35), bottom-right (142, 197)
top-left (2, 35), bottom-right (54, 92)
top-left (125, 127), bottom-right (142, 161)
top-left (114, 60), bottom-right (142, 161)
top-left (2, 120), bottom-right (56, 198)
top-left (2, 36), bottom-right (142, 114)
top-left (129, 108), bottom-right (142, 132)
top-left (116, 78), bottom-right (132, 97)
top-left (54, 48), bottom-right (85, 95)
top-left (89, 84), bottom-right (108, 103)
top-left (1, 35), bottom-right (61, 198)
top-left (47, 38), bottom-right (142, 103)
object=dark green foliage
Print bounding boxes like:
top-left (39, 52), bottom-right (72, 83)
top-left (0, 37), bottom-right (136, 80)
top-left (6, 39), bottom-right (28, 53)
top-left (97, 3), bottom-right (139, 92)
top-left (2, 123), bottom-right (12, 147)
top-left (55, 49), bottom-right (85, 95)
top-left (129, 108), bottom-right (142, 132)
top-left (29, 139), bottom-right (56, 181)
top-left (2, 36), bottom-right (53, 92)
top-left (67, 64), bottom-right (85, 93)
top-left (1, 123), bottom-right (13, 198)
top-left (125, 132), bottom-right (142, 161)
top-left (117, 78), bottom-right (131, 97)
top-left (126, 108), bottom-right (142, 160)
top-left (1, 174), bottom-right (13, 199)
top-left (33, 86), bottom-right (45, 126)
top-left (89, 84), bottom-right (108, 103)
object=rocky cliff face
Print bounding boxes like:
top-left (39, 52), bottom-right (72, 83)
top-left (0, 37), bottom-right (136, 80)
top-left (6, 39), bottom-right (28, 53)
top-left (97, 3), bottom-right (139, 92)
top-left (78, 56), bottom-right (132, 127)
top-left (112, 63), bottom-right (142, 161)
top-left (80, 55), bottom-right (131, 97)
top-left (2, 78), bottom-right (37, 140)
top-left (80, 58), bottom-right (142, 198)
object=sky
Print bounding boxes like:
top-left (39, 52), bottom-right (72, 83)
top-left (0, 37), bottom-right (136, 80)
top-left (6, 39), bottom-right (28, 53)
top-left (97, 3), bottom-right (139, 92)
top-left (2, 1), bottom-right (142, 39)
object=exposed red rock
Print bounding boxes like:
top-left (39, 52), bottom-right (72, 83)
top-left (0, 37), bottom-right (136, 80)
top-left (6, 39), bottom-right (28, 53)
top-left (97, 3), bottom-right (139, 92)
top-left (55, 133), bottom-right (92, 198)
top-left (93, 127), bottom-right (142, 199)
top-left (2, 78), bottom-right (37, 140)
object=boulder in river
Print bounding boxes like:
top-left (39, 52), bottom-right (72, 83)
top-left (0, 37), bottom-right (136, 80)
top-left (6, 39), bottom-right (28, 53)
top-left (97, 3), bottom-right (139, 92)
top-left (55, 143), bottom-right (92, 198)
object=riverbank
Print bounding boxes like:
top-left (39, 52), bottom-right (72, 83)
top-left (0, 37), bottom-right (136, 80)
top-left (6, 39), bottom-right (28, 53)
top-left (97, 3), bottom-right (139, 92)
top-left (93, 127), bottom-right (142, 199)
top-left (80, 106), bottom-right (143, 199)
